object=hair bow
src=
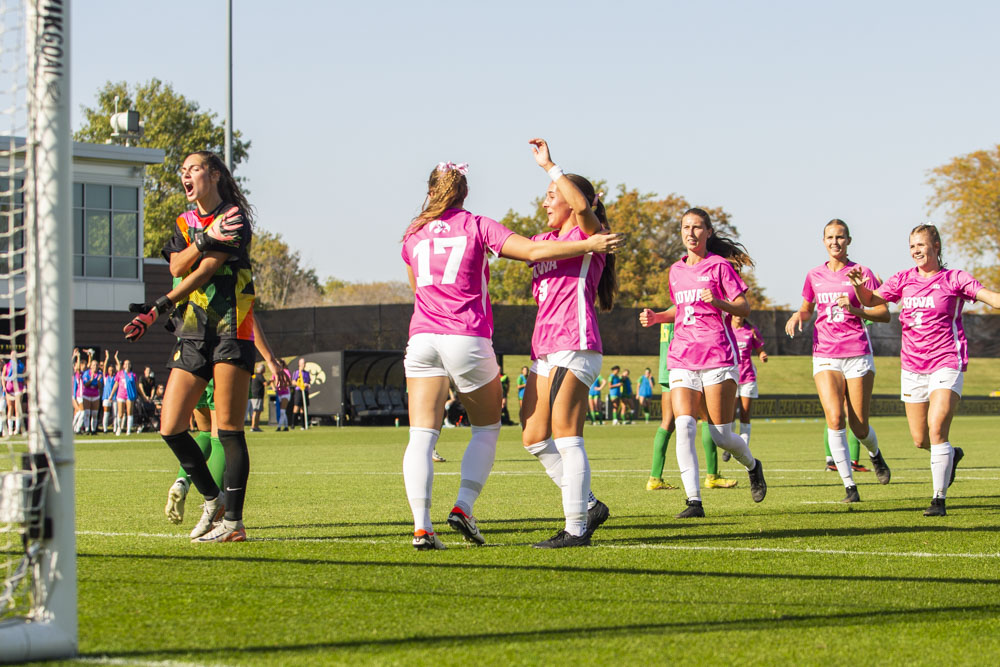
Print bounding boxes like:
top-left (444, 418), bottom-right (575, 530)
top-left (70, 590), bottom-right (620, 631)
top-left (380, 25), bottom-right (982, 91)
top-left (436, 161), bottom-right (469, 175)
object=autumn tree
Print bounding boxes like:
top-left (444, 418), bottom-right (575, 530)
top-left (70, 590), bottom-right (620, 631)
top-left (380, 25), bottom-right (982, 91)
top-left (323, 280), bottom-right (414, 305)
top-left (252, 229), bottom-right (322, 309)
top-left (74, 79), bottom-right (251, 256)
top-left (488, 182), bottom-right (777, 310)
top-left (927, 145), bottom-right (1000, 289)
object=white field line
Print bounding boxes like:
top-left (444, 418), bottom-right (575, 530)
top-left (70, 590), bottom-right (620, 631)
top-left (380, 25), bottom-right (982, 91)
top-left (76, 658), bottom-right (235, 667)
top-left (76, 530), bottom-right (1000, 559)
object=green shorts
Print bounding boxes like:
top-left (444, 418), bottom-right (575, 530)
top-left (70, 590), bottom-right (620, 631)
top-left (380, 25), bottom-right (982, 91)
top-left (195, 379), bottom-right (215, 411)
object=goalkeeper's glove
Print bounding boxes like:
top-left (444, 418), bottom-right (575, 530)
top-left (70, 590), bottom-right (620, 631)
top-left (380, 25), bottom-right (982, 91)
top-left (123, 295), bottom-right (174, 342)
top-left (194, 206), bottom-right (244, 252)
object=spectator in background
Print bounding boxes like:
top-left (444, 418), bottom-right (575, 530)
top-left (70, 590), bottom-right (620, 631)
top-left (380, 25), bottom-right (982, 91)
top-left (248, 362), bottom-right (265, 432)
top-left (499, 367), bottom-right (513, 426)
top-left (516, 366), bottom-right (528, 410)
top-left (139, 366), bottom-right (156, 403)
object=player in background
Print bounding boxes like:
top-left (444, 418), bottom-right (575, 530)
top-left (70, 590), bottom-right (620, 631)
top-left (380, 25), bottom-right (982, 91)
top-left (587, 373), bottom-right (606, 425)
top-left (248, 362), bottom-right (266, 432)
top-left (273, 359), bottom-right (292, 431)
top-left (111, 359), bottom-right (138, 435)
top-left (849, 224), bottom-right (1000, 516)
top-left (823, 428), bottom-right (866, 472)
top-left (620, 369), bottom-right (635, 424)
top-left (401, 157), bottom-right (622, 550)
top-left (123, 150), bottom-right (278, 543)
top-left (80, 358), bottom-right (104, 435)
top-left (607, 365), bottom-right (622, 424)
top-left (640, 208), bottom-right (766, 519)
top-left (70, 352), bottom-right (85, 434)
top-left (517, 366), bottom-right (528, 411)
top-left (100, 352), bottom-right (118, 433)
top-left (647, 324), bottom-right (677, 490)
top-left (519, 139), bottom-right (617, 548)
top-left (290, 357), bottom-right (311, 430)
top-left (730, 315), bottom-right (767, 448)
top-left (785, 219), bottom-right (891, 503)
top-left (499, 368), bottom-right (514, 426)
top-left (637, 368), bottom-right (654, 423)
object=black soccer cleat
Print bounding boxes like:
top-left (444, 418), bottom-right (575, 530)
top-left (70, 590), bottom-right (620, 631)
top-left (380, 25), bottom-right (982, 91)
top-left (949, 448), bottom-right (964, 488)
top-left (748, 459), bottom-right (766, 503)
top-left (585, 500), bottom-right (610, 538)
top-left (842, 484), bottom-right (860, 504)
top-left (533, 530), bottom-right (591, 549)
top-left (675, 499), bottom-right (705, 519)
top-left (923, 497), bottom-right (946, 517)
top-left (869, 450), bottom-right (891, 485)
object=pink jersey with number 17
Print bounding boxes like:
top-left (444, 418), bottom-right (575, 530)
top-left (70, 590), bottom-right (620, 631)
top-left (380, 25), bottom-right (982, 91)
top-left (801, 261), bottom-right (879, 358)
top-left (402, 208), bottom-right (515, 339)
top-left (667, 253), bottom-right (748, 371)
top-left (878, 267), bottom-right (982, 374)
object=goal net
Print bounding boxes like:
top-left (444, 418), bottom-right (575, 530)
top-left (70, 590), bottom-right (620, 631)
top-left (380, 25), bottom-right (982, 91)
top-left (0, 0), bottom-right (76, 661)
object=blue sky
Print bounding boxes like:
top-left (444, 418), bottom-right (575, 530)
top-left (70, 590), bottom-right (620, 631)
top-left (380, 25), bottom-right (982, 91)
top-left (73, 1), bottom-right (1000, 307)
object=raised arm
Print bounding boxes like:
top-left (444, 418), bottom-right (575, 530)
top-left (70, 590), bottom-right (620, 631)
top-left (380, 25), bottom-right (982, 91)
top-left (975, 287), bottom-right (1000, 309)
top-left (847, 266), bottom-right (887, 308)
top-left (530, 138), bottom-right (602, 236)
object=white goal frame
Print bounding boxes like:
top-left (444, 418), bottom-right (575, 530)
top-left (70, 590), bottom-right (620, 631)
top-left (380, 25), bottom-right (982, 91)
top-left (0, 0), bottom-right (76, 661)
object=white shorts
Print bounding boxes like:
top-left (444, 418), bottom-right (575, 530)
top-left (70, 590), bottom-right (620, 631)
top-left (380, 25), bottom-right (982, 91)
top-left (668, 365), bottom-right (738, 392)
top-left (102, 398), bottom-right (113, 408)
top-left (531, 350), bottom-right (603, 389)
top-left (404, 333), bottom-right (499, 394)
top-left (738, 380), bottom-right (759, 399)
top-left (901, 368), bottom-right (964, 403)
top-left (812, 354), bottom-right (875, 379)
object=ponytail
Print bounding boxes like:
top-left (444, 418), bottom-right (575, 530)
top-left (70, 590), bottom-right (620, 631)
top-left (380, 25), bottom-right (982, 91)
top-left (567, 174), bottom-right (617, 311)
top-left (407, 164), bottom-right (468, 237)
top-left (190, 151), bottom-right (255, 226)
top-left (685, 207), bottom-right (754, 270)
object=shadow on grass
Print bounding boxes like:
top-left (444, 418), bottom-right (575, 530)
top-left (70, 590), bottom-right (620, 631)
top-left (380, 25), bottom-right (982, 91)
top-left (79, 602), bottom-right (1000, 659)
top-left (77, 551), bottom-right (1000, 586)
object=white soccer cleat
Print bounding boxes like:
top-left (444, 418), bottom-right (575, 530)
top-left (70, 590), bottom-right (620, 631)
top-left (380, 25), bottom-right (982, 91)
top-left (193, 519), bottom-right (246, 543)
top-left (165, 478), bottom-right (189, 524)
top-left (189, 492), bottom-right (225, 538)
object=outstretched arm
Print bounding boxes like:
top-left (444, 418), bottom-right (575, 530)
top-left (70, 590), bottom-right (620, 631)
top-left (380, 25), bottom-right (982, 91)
top-left (530, 138), bottom-right (603, 236)
top-left (639, 307), bottom-right (676, 327)
top-left (499, 231), bottom-right (622, 262)
top-left (975, 288), bottom-right (1000, 309)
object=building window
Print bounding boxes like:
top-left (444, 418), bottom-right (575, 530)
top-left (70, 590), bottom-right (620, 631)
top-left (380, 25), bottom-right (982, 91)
top-left (73, 182), bottom-right (140, 279)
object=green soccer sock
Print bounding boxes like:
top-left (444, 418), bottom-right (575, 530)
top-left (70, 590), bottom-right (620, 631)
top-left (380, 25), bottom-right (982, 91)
top-left (207, 436), bottom-right (226, 489)
top-left (701, 422), bottom-right (719, 476)
top-left (848, 430), bottom-right (861, 462)
top-left (650, 427), bottom-right (673, 478)
top-left (178, 431), bottom-right (214, 483)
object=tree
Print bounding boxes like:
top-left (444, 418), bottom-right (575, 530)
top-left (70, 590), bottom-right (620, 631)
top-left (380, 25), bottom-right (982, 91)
top-left (487, 182), bottom-right (778, 310)
top-left (927, 145), bottom-right (1000, 289)
top-left (74, 79), bottom-right (251, 257)
top-left (252, 229), bottom-right (322, 309)
top-left (322, 280), bottom-right (414, 305)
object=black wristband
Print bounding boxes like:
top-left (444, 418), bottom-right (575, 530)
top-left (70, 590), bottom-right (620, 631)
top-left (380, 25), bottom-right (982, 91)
top-left (194, 230), bottom-right (209, 252)
top-left (154, 295), bottom-right (174, 316)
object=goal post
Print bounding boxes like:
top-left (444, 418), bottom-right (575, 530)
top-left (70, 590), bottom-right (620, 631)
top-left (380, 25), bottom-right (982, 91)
top-left (0, 0), bottom-right (76, 661)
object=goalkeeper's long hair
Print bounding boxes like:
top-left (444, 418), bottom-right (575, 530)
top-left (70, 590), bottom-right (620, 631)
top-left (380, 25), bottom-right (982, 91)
top-left (567, 173), bottom-right (617, 312)
top-left (406, 165), bottom-right (468, 238)
top-left (190, 151), bottom-right (255, 227)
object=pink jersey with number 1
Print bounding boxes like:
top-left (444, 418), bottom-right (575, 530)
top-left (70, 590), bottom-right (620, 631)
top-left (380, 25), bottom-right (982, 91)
top-left (802, 261), bottom-right (879, 358)
top-left (667, 253), bottom-right (748, 371)
top-left (878, 267), bottom-right (982, 374)
top-left (529, 225), bottom-right (606, 359)
top-left (402, 208), bottom-right (515, 339)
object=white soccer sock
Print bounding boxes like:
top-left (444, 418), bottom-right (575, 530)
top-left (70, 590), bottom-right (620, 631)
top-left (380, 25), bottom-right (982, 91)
top-left (674, 415), bottom-right (700, 501)
top-left (930, 442), bottom-right (953, 499)
top-left (739, 422), bottom-right (752, 447)
top-left (553, 436), bottom-right (590, 537)
top-left (455, 421), bottom-right (500, 516)
top-left (526, 438), bottom-right (563, 488)
top-left (707, 422), bottom-right (755, 469)
top-left (859, 425), bottom-right (880, 457)
top-left (126, 416), bottom-right (133, 434)
top-left (403, 427), bottom-right (440, 532)
top-left (88, 410), bottom-right (97, 432)
top-left (828, 428), bottom-right (854, 487)
top-left (73, 410), bottom-right (84, 432)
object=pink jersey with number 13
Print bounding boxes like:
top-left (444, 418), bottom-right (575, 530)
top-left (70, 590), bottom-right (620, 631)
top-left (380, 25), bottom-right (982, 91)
top-left (801, 262), bottom-right (879, 358)
top-left (402, 208), bottom-right (515, 339)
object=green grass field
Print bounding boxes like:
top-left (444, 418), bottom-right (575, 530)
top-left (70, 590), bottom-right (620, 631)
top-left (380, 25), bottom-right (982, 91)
top-left (55, 416), bottom-right (1000, 665)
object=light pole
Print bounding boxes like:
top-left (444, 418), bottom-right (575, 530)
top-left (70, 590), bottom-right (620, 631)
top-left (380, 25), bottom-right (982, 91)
top-left (225, 0), bottom-right (233, 170)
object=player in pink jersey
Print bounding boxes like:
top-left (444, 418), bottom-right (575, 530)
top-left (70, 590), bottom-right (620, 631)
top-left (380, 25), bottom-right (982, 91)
top-left (640, 208), bottom-right (766, 518)
top-left (519, 139), bottom-right (618, 549)
top-left (849, 224), bottom-right (1000, 516)
top-left (784, 219), bottom-right (892, 502)
top-left (401, 159), bottom-right (621, 551)
top-left (730, 315), bottom-right (767, 449)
